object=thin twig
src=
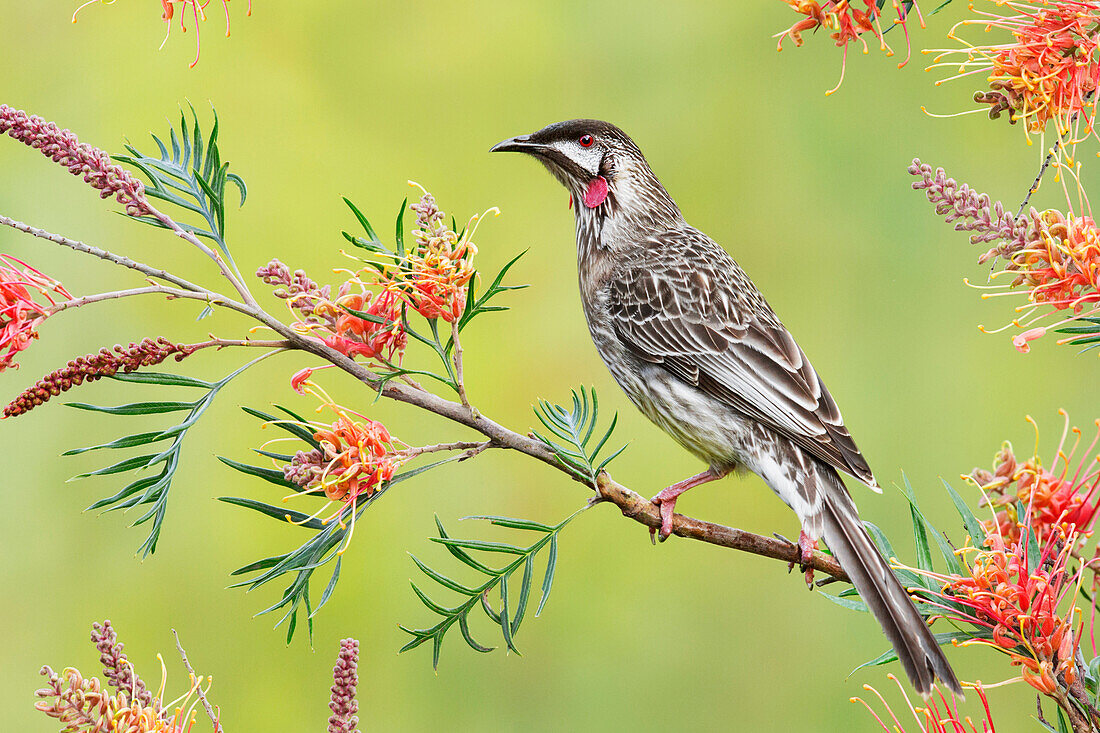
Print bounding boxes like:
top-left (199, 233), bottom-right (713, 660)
top-left (1016, 143), bottom-right (1059, 220)
top-left (450, 320), bottom-right (473, 416)
top-left (148, 205), bottom-right (258, 309)
top-left (170, 629), bottom-right (222, 733)
top-left (47, 285), bottom-right (242, 315)
top-left (0, 214), bottom-right (204, 293)
top-left (401, 440), bottom-right (493, 459)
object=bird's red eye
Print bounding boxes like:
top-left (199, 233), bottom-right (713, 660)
top-left (579, 134), bottom-right (593, 148)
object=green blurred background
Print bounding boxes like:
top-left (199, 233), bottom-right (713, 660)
top-left (1, 1), bottom-right (1093, 729)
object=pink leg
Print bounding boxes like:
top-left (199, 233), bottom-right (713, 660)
top-left (650, 467), bottom-right (728, 543)
top-left (787, 530), bottom-right (818, 589)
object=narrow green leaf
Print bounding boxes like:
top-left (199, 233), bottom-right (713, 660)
top-left (410, 556), bottom-right (479, 596)
top-left (531, 535), bottom-right (556, 621)
top-left (63, 431), bottom-right (171, 455)
top-left (66, 400), bottom-right (197, 415)
top-left (510, 555), bottom-right (534, 637)
top-left (463, 515), bottom-right (553, 532)
top-left (498, 572), bottom-right (520, 654)
top-left (431, 537), bottom-right (527, 555)
top-left (395, 198), bottom-right (407, 255)
top-left (72, 454), bottom-right (158, 478)
top-left (216, 456), bottom-right (299, 490)
top-left (941, 478), bottom-right (986, 543)
top-left (458, 617), bottom-right (494, 653)
top-left (819, 591), bottom-right (868, 612)
top-left (218, 496), bottom-right (325, 530)
top-left (910, 505), bottom-right (934, 573)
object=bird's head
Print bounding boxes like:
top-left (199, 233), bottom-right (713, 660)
top-left (491, 119), bottom-right (680, 225)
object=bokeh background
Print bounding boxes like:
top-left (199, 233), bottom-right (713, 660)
top-left (1, 1), bottom-right (1093, 730)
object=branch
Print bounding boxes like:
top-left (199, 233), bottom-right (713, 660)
top-left (3, 214), bottom-right (849, 585)
top-left (47, 285), bottom-right (248, 316)
top-left (593, 473), bottom-right (850, 582)
top-left (171, 629), bottom-right (222, 733)
top-left (0, 214), bottom-right (204, 293)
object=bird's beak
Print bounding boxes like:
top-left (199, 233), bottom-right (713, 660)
top-left (489, 134), bottom-right (544, 154)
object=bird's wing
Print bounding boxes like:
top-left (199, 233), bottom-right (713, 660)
top-left (605, 228), bottom-right (876, 486)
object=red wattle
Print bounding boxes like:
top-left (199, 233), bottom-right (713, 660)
top-left (583, 176), bottom-right (608, 208)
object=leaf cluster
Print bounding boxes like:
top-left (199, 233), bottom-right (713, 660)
top-left (115, 105), bottom-right (246, 281)
top-left (64, 367), bottom-right (249, 557)
top-left (400, 511), bottom-right (581, 668)
top-left (532, 386), bottom-right (626, 486)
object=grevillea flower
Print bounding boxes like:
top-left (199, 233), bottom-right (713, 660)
top-left (902, 423), bottom-right (1099, 698)
top-left (372, 185), bottom-right (493, 323)
top-left (3, 337), bottom-right (198, 418)
top-left (0, 255), bottom-right (71, 373)
top-left (774, 1), bottom-right (924, 95)
top-left (35, 621), bottom-right (211, 733)
top-left (909, 159), bottom-right (1100, 351)
top-left (0, 105), bottom-right (151, 216)
top-left (328, 638), bottom-right (360, 733)
top-left (968, 414), bottom-right (1100, 544)
top-left (928, 1), bottom-right (1100, 144)
top-left (256, 259), bottom-right (407, 364)
top-left (273, 380), bottom-right (409, 550)
top-left (73, 0), bottom-right (253, 68)
top-left (924, 524), bottom-right (1085, 695)
top-left (852, 674), bottom-right (995, 732)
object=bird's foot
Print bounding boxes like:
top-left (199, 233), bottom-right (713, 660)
top-left (647, 468), bottom-right (728, 544)
top-left (786, 530), bottom-right (818, 589)
top-left (649, 487), bottom-right (681, 544)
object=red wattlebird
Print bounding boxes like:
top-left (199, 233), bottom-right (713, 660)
top-left (491, 119), bottom-right (961, 697)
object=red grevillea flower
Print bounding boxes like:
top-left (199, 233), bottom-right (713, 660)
top-left (775, 1), bottom-right (924, 95)
top-left (969, 414), bottom-right (1100, 544)
top-left (0, 255), bottom-right (71, 373)
top-left (929, 1), bottom-right (1100, 144)
top-left (0, 105), bottom-right (151, 216)
top-left (852, 674), bottom-right (994, 732)
top-left (256, 259), bottom-right (407, 365)
top-left (315, 286), bottom-right (407, 362)
top-left (72, 0), bottom-right (253, 68)
top-left (922, 525), bottom-right (1084, 695)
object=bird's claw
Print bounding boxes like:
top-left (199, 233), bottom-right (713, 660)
top-left (648, 489), bottom-right (678, 543)
top-left (785, 530), bottom-right (818, 590)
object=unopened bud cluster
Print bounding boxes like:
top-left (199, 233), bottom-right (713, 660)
top-left (328, 638), bottom-right (360, 733)
top-left (0, 105), bottom-right (151, 217)
top-left (4, 338), bottom-right (197, 418)
top-left (256, 259), bottom-right (336, 328)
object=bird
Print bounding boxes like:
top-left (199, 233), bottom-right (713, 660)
top-left (490, 119), bottom-right (961, 697)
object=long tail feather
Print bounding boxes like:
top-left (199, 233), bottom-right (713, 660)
top-left (817, 467), bottom-right (962, 697)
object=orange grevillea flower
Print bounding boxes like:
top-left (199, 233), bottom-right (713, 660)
top-left (72, 0), bottom-right (253, 68)
top-left (372, 184), bottom-right (495, 323)
top-left (35, 662), bottom-right (206, 733)
top-left (968, 414), bottom-right (1100, 545)
top-left (0, 255), bottom-right (71, 373)
top-left (852, 674), bottom-right (994, 732)
top-left (929, 1), bottom-right (1100, 145)
top-left (974, 207), bottom-right (1100, 351)
top-left (274, 380), bottom-right (408, 551)
top-left (774, 1), bottom-right (924, 95)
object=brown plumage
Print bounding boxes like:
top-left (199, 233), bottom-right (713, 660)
top-left (492, 119), bottom-right (961, 697)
